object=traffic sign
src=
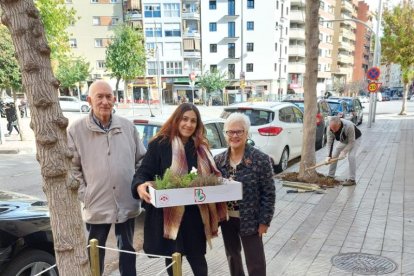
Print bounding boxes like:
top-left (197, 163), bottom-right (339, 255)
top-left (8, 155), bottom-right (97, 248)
top-left (367, 82), bottom-right (382, 93)
top-left (367, 67), bottom-right (381, 80)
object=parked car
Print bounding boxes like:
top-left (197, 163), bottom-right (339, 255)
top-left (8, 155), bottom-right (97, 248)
top-left (131, 115), bottom-right (228, 156)
top-left (326, 99), bottom-right (353, 121)
top-left (381, 93), bottom-right (391, 101)
top-left (282, 98), bottom-right (331, 150)
top-left (58, 96), bottom-right (90, 112)
top-left (0, 190), bottom-right (57, 276)
top-left (328, 97), bottom-right (363, 125)
top-left (358, 96), bottom-right (369, 103)
top-left (221, 102), bottom-right (304, 173)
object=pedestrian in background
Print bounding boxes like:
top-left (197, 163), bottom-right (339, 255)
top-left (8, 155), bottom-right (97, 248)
top-left (68, 80), bottom-right (146, 276)
top-left (4, 103), bottom-right (19, 137)
top-left (325, 116), bottom-right (362, 186)
top-left (214, 112), bottom-right (275, 276)
top-left (132, 103), bottom-right (227, 276)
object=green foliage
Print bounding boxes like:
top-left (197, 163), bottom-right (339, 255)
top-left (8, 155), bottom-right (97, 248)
top-left (105, 24), bottom-right (146, 85)
top-left (381, 1), bottom-right (414, 81)
top-left (154, 168), bottom-right (219, 190)
top-left (55, 56), bottom-right (90, 89)
top-left (36, 0), bottom-right (77, 60)
top-left (0, 25), bottom-right (21, 90)
top-left (197, 69), bottom-right (228, 95)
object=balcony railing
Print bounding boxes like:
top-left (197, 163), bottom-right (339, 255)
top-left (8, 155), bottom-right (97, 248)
top-left (182, 11), bottom-right (200, 19)
top-left (341, 0), bottom-right (354, 13)
top-left (289, 28), bottom-right (305, 39)
top-left (125, 11), bottom-right (142, 21)
top-left (182, 31), bottom-right (200, 38)
top-left (288, 62), bottom-right (306, 73)
top-left (183, 51), bottom-right (201, 59)
top-left (290, 10), bottom-right (305, 23)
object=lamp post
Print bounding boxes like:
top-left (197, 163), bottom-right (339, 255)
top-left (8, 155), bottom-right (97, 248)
top-left (153, 21), bottom-right (163, 114)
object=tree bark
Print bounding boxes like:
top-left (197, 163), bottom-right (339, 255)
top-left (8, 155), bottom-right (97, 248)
top-left (298, 0), bottom-right (319, 181)
top-left (399, 82), bottom-right (408, 115)
top-left (0, 1), bottom-right (90, 275)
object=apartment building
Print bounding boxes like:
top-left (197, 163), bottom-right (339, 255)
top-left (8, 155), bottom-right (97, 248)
top-left (331, 0), bottom-right (358, 90)
top-left (380, 63), bottom-right (402, 88)
top-left (201, 0), bottom-right (289, 102)
top-left (352, 1), bottom-right (373, 83)
top-left (66, 0), bottom-right (124, 94)
top-left (288, 0), bottom-right (335, 97)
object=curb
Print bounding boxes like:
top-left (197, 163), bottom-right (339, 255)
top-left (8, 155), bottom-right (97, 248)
top-left (0, 149), bottom-right (19, 154)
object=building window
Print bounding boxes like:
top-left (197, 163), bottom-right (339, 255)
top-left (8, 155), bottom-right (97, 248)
top-left (92, 16), bottom-right (100, 25)
top-left (91, 0), bottom-right (98, 3)
top-left (247, 21), bottom-right (254, 31)
top-left (69, 38), bottom-right (77, 48)
top-left (275, 43), bottom-right (278, 51)
top-left (276, 1), bottom-right (279, 9)
top-left (228, 43), bottom-right (235, 58)
top-left (110, 17), bottom-right (119, 25)
top-left (65, 0), bottom-right (73, 3)
top-left (228, 22), bottom-right (236, 37)
top-left (285, 46), bottom-right (287, 54)
top-left (144, 4), bottom-right (161, 18)
top-left (164, 23), bottom-right (181, 37)
top-left (247, 43), bottom-right (254, 52)
top-left (210, 65), bottom-right (217, 72)
top-left (145, 26), bottom-right (162, 37)
top-left (210, 44), bottom-right (217, 53)
top-left (146, 42), bottom-right (163, 56)
top-left (319, 17), bottom-right (324, 26)
top-left (246, 63), bottom-right (253, 72)
top-left (284, 65), bottom-right (287, 73)
top-left (319, 49), bottom-right (322, 56)
top-left (96, 60), bottom-right (105, 69)
top-left (95, 38), bottom-right (103, 47)
top-left (147, 61), bottom-right (165, 75)
top-left (110, 0), bottom-right (118, 3)
top-left (209, 22), bottom-right (217, 32)
top-left (320, 1), bottom-right (325, 10)
top-left (274, 63), bottom-right (277, 71)
top-left (164, 3), bottom-right (180, 17)
top-left (209, 0), bottom-right (216, 9)
top-left (318, 64), bottom-right (321, 71)
top-left (247, 0), bottom-right (254, 9)
top-left (228, 0), bottom-right (235, 15)
top-left (228, 64), bottom-right (235, 79)
top-left (166, 61), bottom-right (182, 75)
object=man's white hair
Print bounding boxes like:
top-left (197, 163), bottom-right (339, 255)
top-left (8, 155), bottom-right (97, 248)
top-left (88, 80), bottom-right (112, 96)
top-left (329, 116), bottom-right (342, 125)
top-left (224, 112), bottom-right (251, 133)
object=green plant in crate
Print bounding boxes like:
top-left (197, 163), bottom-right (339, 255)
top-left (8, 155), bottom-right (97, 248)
top-left (154, 167), bottom-right (220, 190)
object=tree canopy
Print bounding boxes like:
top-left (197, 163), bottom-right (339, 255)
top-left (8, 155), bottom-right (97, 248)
top-left (105, 24), bottom-right (146, 92)
top-left (197, 69), bottom-right (227, 94)
top-left (56, 56), bottom-right (90, 89)
top-left (0, 25), bottom-right (21, 90)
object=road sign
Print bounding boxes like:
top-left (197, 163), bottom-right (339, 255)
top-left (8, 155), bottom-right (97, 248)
top-left (367, 67), bottom-right (381, 80)
top-left (367, 82), bottom-right (382, 93)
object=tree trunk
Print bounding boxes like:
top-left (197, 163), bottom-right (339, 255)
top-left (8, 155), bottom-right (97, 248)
top-left (399, 82), bottom-right (408, 115)
top-left (298, 0), bottom-right (319, 181)
top-left (115, 77), bottom-right (120, 101)
top-left (0, 1), bottom-right (91, 275)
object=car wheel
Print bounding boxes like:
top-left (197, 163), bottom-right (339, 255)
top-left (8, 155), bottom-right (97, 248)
top-left (275, 147), bottom-right (289, 173)
top-left (358, 115), bottom-right (363, 125)
top-left (319, 131), bottom-right (326, 150)
top-left (81, 105), bottom-right (89, 112)
top-left (3, 249), bottom-right (57, 276)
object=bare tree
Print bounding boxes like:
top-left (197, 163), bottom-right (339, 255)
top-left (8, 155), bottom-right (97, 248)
top-left (298, 0), bottom-right (319, 181)
top-left (0, 1), bottom-right (90, 275)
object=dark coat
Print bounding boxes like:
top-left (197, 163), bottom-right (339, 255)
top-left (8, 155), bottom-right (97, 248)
top-left (5, 105), bottom-right (17, 122)
top-left (131, 137), bottom-right (206, 256)
top-left (214, 145), bottom-right (276, 236)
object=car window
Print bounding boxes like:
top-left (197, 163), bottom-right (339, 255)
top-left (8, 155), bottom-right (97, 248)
top-left (319, 101), bottom-right (330, 115)
top-left (292, 107), bottom-right (303, 123)
top-left (222, 109), bottom-right (273, 126)
top-left (134, 124), bottom-right (161, 148)
top-left (59, 98), bottom-right (67, 102)
top-left (327, 102), bottom-right (341, 114)
top-left (279, 107), bottom-right (296, 123)
top-left (205, 123), bottom-right (222, 149)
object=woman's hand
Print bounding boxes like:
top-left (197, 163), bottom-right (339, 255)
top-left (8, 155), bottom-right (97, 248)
top-left (137, 182), bottom-right (153, 203)
top-left (258, 224), bottom-right (268, 237)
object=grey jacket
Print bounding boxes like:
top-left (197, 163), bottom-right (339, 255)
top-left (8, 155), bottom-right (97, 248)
top-left (327, 118), bottom-right (360, 156)
top-left (68, 112), bottom-right (146, 224)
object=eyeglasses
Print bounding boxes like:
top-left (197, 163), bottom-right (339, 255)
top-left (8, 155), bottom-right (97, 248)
top-left (224, 130), bottom-right (245, 137)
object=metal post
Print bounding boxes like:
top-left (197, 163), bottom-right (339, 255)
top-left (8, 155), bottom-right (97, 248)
top-left (240, 0), bottom-right (244, 102)
top-left (368, 0), bottom-right (383, 127)
top-left (89, 239), bottom-right (100, 276)
top-left (154, 21), bottom-right (163, 114)
top-left (172, 252), bottom-right (182, 276)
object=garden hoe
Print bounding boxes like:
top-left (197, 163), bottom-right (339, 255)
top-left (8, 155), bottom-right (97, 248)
top-left (305, 157), bottom-right (341, 172)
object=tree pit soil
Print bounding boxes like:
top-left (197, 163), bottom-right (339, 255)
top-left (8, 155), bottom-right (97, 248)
top-left (278, 172), bottom-right (341, 188)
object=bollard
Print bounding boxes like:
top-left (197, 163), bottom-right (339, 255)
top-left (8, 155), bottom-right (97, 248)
top-left (172, 252), bottom-right (182, 276)
top-left (89, 239), bottom-right (100, 276)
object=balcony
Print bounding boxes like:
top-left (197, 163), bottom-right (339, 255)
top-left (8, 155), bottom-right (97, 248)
top-left (288, 62), bottom-right (306, 73)
top-left (290, 10), bottom-right (305, 23)
top-left (289, 28), bottom-right (305, 39)
top-left (125, 10), bottom-right (142, 21)
top-left (183, 51), bottom-right (201, 59)
top-left (291, 0), bottom-right (305, 5)
top-left (340, 28), bottom-right (355, 39)
top-left (223, 36), bottom-right (239, 41)
top-left (288, 45), bottom-right (305, 57)
top-left (223, 14), bottom-right (240, 20)
top-left (182, 30), bottom-right (200, 38)
top-left (341, 0), bottom-right (354, 13)
top-left (182, 10), bottom-right (200, 20)
top-left (338, 53), bottom-right (353, 64)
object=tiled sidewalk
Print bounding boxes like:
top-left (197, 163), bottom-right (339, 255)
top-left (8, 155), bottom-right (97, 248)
top-left (110, 114), bottom-right (414, 275)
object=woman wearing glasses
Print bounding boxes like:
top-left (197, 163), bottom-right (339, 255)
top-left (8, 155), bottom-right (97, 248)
top-left (214, 112), bottom-right (275, 276)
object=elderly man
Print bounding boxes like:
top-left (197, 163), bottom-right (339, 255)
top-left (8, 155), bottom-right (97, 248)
top-left (326, 116), bottom-right (362, 186)
top-left (67, 80), bottom-right (146, 276)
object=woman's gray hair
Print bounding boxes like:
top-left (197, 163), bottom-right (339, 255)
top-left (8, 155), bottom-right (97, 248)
top-left (329, 116), bottom-right (342, 125)
top-left (224, 112), bottom-right (251, 133)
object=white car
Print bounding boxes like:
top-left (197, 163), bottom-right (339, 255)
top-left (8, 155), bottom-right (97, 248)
top-left (131, 115), bottom-right (227, 156)
top-left (58, 96), bottom-right (90, 112)
top-left (221, 102), bottom-right (304, 172)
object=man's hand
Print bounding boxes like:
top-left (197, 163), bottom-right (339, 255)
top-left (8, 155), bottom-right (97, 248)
top-left (338, 152), bottom-right (347, 160)
top-left (324, 157), bottom-right (331, 164)
top-left (137, 182), bottom-right (153, 203)
top-left (258, 224), bottom-right (268, 237)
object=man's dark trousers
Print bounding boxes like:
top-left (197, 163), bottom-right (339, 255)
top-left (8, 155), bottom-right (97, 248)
top-left (86, 218), bottom-right (136, 276)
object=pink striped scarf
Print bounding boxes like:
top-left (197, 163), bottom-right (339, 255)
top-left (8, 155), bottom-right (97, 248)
top-left (163, 136), bottom-right (228, 248)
